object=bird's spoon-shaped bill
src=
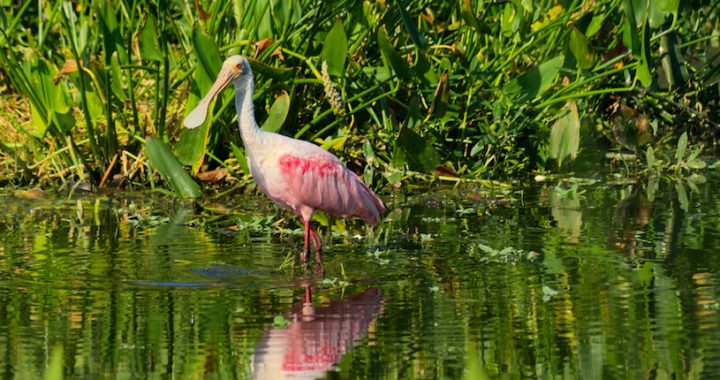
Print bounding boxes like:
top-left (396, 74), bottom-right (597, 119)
top-left (184, 65), bottom-right (236, 129)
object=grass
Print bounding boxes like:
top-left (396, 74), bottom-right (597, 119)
top-left (0, 0), bottom-right (718, 194)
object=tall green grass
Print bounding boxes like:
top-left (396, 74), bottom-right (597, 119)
top-left (0, 0), bottom-right (717, 194)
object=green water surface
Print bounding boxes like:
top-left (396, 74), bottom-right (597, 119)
top-left (1, 175), bottom-right (720, 379)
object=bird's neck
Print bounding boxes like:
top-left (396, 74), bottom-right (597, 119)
top-left (234, 76), bottom-right (262, 149)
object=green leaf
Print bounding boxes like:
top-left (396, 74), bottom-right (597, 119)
top-left (648, 0), bottom-right (668, 29)
top-left (645, 146), bottom-right (655, 167)
top-left (261, 91), bottom-right (290, 132)
top-left (586, 12), bottom-right (608, 37)
top-left (398, 126), bottom-right (441, 173)
top-left (500, 2), bottom-right (517, 33)
top-left (175, 119), bottom-right (210, 173)
top-left (675, 132), bottom-right (687, 161)
top-left (95, 2), bottom-right (125, 62)
top-left (504, 55), bottom-right (564, 101)
top-left (636, 20), bottom-right (652, 87)
top-left (631, 0), bottom-right (647, 26)
top-left (549, 101), bottom-right (580, 165)
top-left (176, 28), bottom-right (224, 172)
top-left (110, 53), bottom-right (126, 102)
top-left (658, 0), bottom-right (680, 14)
top-left (146, 136), bottom-right (201, 198)
top-left (569, 27), bottom-right (595, 70)
top-left (29, 105), bottom-right (49, 138)
top-left (622, 0), bottom-right (651, 86)
top-left (688, 159), bottom-right (707, 170)
top-left (321, 20), bottom-right (347, 77)
top-left (377, 26), bottom-right (411, 80)
top-left (271, 0), bottom-right (291, 30)
top-left (397, 0), bottom-right (427, 49)
top-left (621, 0), bottom-right (641, 56)
top-left (192, 26), bottom-right (223, 90)
top-left (230, 142), bottom-right (250, 174)
top-left (139, 14), bottom-right (162, 62)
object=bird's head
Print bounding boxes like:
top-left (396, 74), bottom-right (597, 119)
top-left (184, 55), bottom-right (252, 129)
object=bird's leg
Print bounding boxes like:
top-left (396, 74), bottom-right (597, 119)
top-left (309, 227), bottom-right (323, 262)
top-left (301, 217), bottom-right (311, 263)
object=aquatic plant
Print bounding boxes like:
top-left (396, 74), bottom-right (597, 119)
top-left (0, 1), bottom-right (717, 194)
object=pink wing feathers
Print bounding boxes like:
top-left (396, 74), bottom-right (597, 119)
top-left (278, 154), bottom-right (385, 224)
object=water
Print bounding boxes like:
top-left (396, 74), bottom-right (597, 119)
top-left (1, 173), bottom-right (720, 379)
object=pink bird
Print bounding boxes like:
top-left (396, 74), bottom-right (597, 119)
top-left (184, 55), bottom-right (385, 262)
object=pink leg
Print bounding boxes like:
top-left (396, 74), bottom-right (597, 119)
top-left (301, 216), bottom-right (311, 263)
top-left (309, 227), bottom-right (323, 262)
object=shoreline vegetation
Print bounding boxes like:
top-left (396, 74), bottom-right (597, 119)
top-left (0, 1), bottom-right (718, 196)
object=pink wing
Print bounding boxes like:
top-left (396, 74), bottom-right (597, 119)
top-left (278, 154), bottom-right (385, 224)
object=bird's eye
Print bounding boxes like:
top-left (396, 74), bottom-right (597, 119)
top-left (235, 63), bottom-right (242, 71)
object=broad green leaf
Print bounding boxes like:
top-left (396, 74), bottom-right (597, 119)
top-left (397, 0), bottom-right (426, 49)
top-left (25, 58), bottom-right (74, 136)
top-left (175, 119), bottom-right (210, 173)
top-left (176, 28), bottom-right (224, 172)
top-left (413, 53), bottom-right (437, 85)
top-left (84, 89), bottom-right (104, 122)
top-left (398, 126), bottom-right (441, 173)
top-left (622, 0), bottom-right (651, 86)
top-left (377, 27), bottom-right (411, 80)
top-left (29, 105), bottom-right (49, 138)
top-left (140, 14), bottom-right (162, 62)
top-left (631, 0), bottom-right (647, 26)
top-left (504, 55), bottom-right (564, 101)
top-left (621, 0), bottom-right (641, 56)
top-left (110, 53), bottom-right (126, 102)
top-left (658, 0), bottom-right (680, 15)
top-left (271, 0), bottom-right (291, 30)
top-left (646, 146), bottom-right (655, 167)
top-left (146, 136), bottom-right (201, 198)
top-left (230, 142), bottom-right (250, 174)
top-left (648, 1), bottom-right (668, 29)
top-left (95, 2), bottom-right (125, 62)
top-left (675, 132), bottom-right (687, 161)
top-left (320, 135), bottom-right (348, 151)
top-left (192, 26), bottom-right (223, 91)
top-left (261, 91), bottom-right (290, 132)
top-left (253, 0), bottom-right (274, 39)
top-left (636, 20), bottom-right (652, 87)
top-left (500, 3), bottom-right (516, 33)
top-left (569, 27), bottom-right (595, 70)
top-left (321, 20), bottom-right (347, 77)
top-left (549, 101), bottom-right (580, 166)
top-left (52, 109), bottom-right (75, 134)
top-left (586, 12), bottom-right (608, 37)
top-left (688, 159), bottom-right (707, 170)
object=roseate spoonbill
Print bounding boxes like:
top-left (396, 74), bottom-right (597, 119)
top-left (252, 287), bottom-right (383, 379)
top-left (184, 56), bottom-right (385, 262)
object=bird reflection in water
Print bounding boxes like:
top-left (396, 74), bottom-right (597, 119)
top-left (609, 189), bottom-right (651, 255)
top-left (252, 286), bottom-right (384, 379)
